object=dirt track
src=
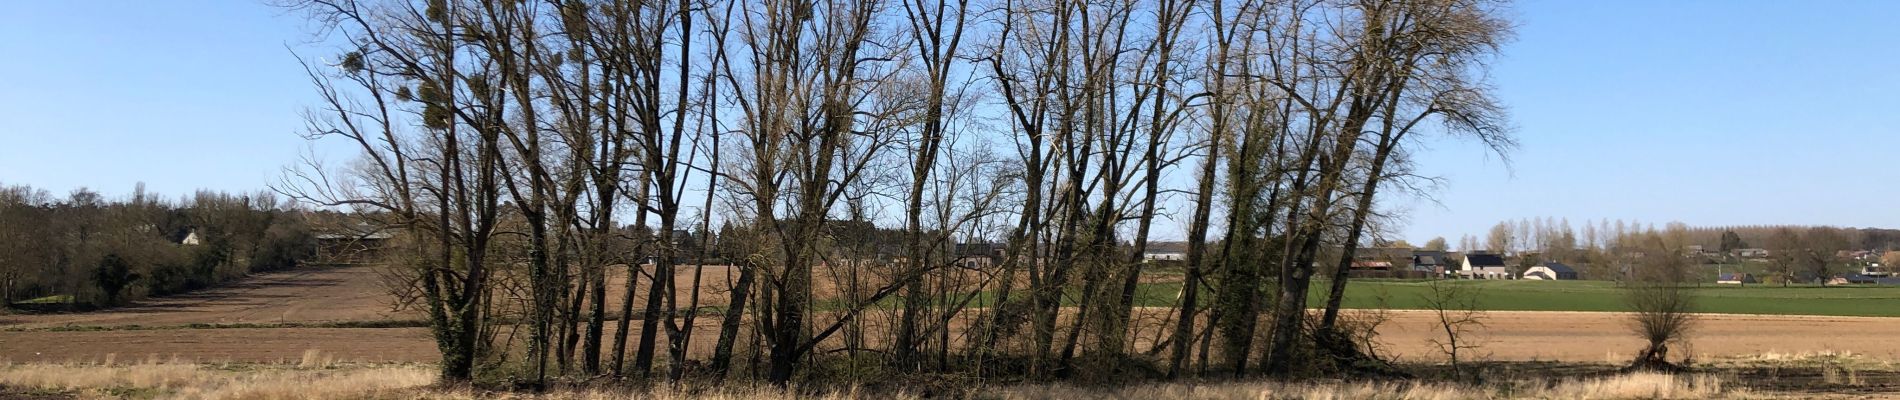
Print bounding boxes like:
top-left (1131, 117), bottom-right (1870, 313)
top-left (5, 265), bottom-right (1900, 365)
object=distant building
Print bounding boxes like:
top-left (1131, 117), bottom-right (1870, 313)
top-left (181, 230), bottom-right (204, 246)
top-left (1522, 262), bottom-right (1578, 280)
top-left (1459, 252), bottom-right (1512, 279)
top-left (1412, 250), bottom-right (1448, 274)
top-left (1354, 247), bottom-right (1415, 270)
top-left (315, 225), bottom-right (395, 265)
top-left (1351, 260), bottom-right (1395, 271)
top-left (953, 242), bottom-right (1004, 269)
top-left (1143, 241), bottom-right (1190, 262)
top-left (1716, 273), bottom-right (1759, 285)
top-left (1736, 248), bottom-right (1769, 259)
top-left (1861, 264), bottom-right (1892, 277)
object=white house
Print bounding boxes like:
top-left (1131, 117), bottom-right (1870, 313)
top-left (1460, 253), bottom-right (1512, 279)
top-left (1143, 241), bottom-right (1190, 262)
top-left (1522, 262), bottom-right (1578, 280)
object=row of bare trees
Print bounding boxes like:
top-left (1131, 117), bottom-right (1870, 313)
top-left (282, 0), bottom-right (1512, 386)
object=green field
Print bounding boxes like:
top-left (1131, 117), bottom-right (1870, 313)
top-left (1128, 279), bottom-right (1900, 317)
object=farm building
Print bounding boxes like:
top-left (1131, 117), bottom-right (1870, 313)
top-left (1354, 247), bottom-right (1415, 270)
top-left (1412, 250), bottom-right (1448, 273)
top-left (1351, 260), bottom-right (1395, 271)
top-left (1143, 241), bottom-right (1189, 262)
top-left (954, 242), bottom-right (1004, 269)
top-left (315, 225), bottom-right (395, 265)
top-left (1459, 252), bottom-right (1512, 279)
top-left (1862, 264), bottom-right (1893, 277)
top-left (1522, 262), bottom-right (1578, 280)
top-left (1716, 273), bottom-right (1759, 285)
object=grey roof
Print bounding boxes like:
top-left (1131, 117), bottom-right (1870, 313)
top-left (1539, 262), bottom-right (1577, 274)
top-left (315, 224), bottom-right (395, 240)
top-left (954, 242), bottom-right (999, 257)
top-left (1145, 241), bottom-right (1191, 254)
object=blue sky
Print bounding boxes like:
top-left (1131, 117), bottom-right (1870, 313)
top-left (1393, 0), bottom-right (1900, 244)
top-left (2, 1), bottom-right (1897, 244)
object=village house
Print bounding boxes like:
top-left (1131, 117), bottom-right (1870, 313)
top-left (1143, 241), bottom-right (1190, 262)
top-left (953, 242), bottom-right (1004, 269)
top-left (1521, 262), bottom-right (1578, 280)
top-left (1412, 250), bottom-right (1448, 274)
top-left (180, 229), bottom-right (204, 246)
top-left (1459, 252), bottom-right (1512, 279)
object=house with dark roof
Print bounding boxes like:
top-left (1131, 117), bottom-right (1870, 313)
top-left (1412, 250), bottom-right (1448, 273)
top-left (1459, 252), bottom-right (1511, 279)
top-left (1522, 262), bottom-right (1578, 280)
top-left (953, 242), bottom-right (1004, 269)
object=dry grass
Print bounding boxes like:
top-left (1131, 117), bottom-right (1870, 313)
top-left (0, 354), bottom-right (1772, 400)
top-left (0, 352), bottom-right (433, 400)
top-left (982, 373), bottom-right (1746, 400)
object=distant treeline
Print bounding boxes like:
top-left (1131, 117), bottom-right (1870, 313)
top-left (0, 183), bottom-right (316, 309)
top-left (1683, 225), bottom-right (1900, 252)
top-left (1444, 218), bottom-right (1891, 283)
top-left (1454, 218), bottom-right (1900, 254)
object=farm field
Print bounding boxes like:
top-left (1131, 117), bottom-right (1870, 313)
top-left (0, 265), bottom-right (415, 330)
top-left (8, 309), bottom-right (1900, 364)
top-left (1123, 278), bottom-right (1900, 317)
top-left (6, 265), bottom-right (1900, 366)
top-left (1321, 279), bottom-right (1900, 317)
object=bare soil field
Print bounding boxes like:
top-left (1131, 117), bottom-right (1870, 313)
top-left (6, 265), bottom-right (1900, 367)
top-left (1370, 310), bottom-right (1900, 363)
top-left (0, 265), bottom-right (413, 329)
top-left (0, 327), bottom-right (437, 364)
top-left (7, 310), bottom-right (1900, 366)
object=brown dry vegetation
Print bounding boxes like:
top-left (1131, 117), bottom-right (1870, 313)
top-left (10, 355), bottom-right (1900, 399)
top-left (0, 358), bottom-right (1773, 400)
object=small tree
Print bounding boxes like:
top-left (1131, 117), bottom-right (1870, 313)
top-left (1718, 230), bottom-right (1745, 259)
top-left (92, 254), bottom-right (139, 306)
top-left (1804, 227), bottom-right (1847, 286)
top-left (1626, 236), bottom-right (1695, 371)
top-left (1766, 228), bottom-right (1802, 287)
top-left (1421, 279), bottom-right (1486, 380)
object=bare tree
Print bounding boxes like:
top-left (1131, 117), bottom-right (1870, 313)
top-left (1626, 234), bottom-right (1695, 372)
top-left (893, 0), bottom-right (971, 369)
top-left (1421, 279), bottom-right (1486, 380)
